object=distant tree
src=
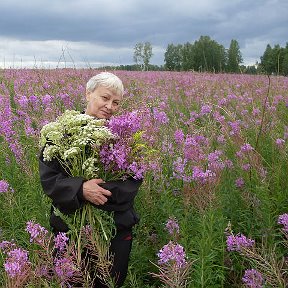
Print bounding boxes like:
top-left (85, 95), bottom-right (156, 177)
top-left (227, 39), bottom-right (243, 73)
top-left (282, 43), bottom-right (288, 76)
top-left (181, 42), bottom-right (195, 71)
top-left (164, 44), bottom-right (183, 71)
top-left (133, 42), bottom-right (143, 69)
top-left (143, 42), bottom-right (153, 70)
top-left (260, 44), bottom-right (276, 74)
top-left (133, 42), bottom-right (153, 70)
top-left (193, 36), bottom-right (226, 72)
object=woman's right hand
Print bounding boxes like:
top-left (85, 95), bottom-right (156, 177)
top-left (82, 179), bottom-right (112, 205)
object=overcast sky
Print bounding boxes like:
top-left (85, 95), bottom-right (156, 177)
top-left (0, 0), bottom-right (287, 68)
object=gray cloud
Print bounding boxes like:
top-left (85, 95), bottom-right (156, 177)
top-left (0, 0), bottom-right (287, 67)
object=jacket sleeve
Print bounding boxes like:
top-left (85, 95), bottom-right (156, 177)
top-left (39, 151), bottom-right (86, 214)
top-left (98, 178), bottom-right (143, 212)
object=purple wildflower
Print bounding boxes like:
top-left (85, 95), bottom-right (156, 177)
top-left (228, 120), bottom-right (241, 136)
top-left (242, 269), bottom-right (264, 288)
top-left (174, 129), bottom-right (184, 145)
top-left (54, 232), bottom-right (69, 252)
top-left (152, 108), bottom-right (169, 124)
top-left (226, 233), bottom-right (255, 252)
top-left (0, 240), bottom-right (16, 253)
top-left (235, 177), bottom-right (245, 188)
top-left (278, 213), bottom-right (288, 232)
top-left (208, 150), bottom-right (226, 171)
top-left (128, 161), bottom-right (145, 180)
top-left (26, 220), bottom-right (48, 245)
top-left (35, 265), bottom-right (51, 278)
top-left (252, 108), bottom-right (261, 116)
top-left (157, 241), bottom-right (187, 268)
top-left (42, 94), bottom-right (53, 106)
top-left (241, 163), bottom-right (251, 171)
top-left (0, 180), bottom-right (12, 193)
top-left (17, 95), bottom-right (29, 109)
top-left (241, 143), bottom-right (253, 152)
top-left (108, 110), bottom-right (142, 138)
top-left (99, 110), bottom-right (150, 180)
top-left (54, 257), bottom-right (76, 281)
top-left (200, 104), bottom-right (212, 115)
top-left (192, 166), bottom-right (216, 184)
top-left (165, 217), bottom-right (180, 236)
top-left (275, 138), bottom-right (285, 147)
top-left (217, 135), bottom-right (226, 144)
top-left (4, 248), bottom-right (31, 278)
top-left (173, 157), bottom-right (187, 181)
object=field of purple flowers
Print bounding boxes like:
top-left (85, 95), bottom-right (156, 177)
top-left (0, 69), bottom-right (287, 287)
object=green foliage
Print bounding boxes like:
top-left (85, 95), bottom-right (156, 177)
top-left (227, 39), bottom-right (243, 73)
top-left (260, 43), bottom-right (288, 75)
top-left (133, 42), bottom-right (153, 71)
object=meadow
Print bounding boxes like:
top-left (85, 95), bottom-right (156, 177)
top-left (0, 69), bottom-right (287, 287)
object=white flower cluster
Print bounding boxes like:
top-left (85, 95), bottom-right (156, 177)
top-left (40, 110), bottom-right (116, 179)
top-left (82, 157), bottom-right (100, 179)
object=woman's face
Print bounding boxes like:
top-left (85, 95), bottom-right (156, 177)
top-left (85, 86), bottom-right (122, 119)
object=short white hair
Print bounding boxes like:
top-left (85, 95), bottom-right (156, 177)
top-left (86, 72), bottom-right (124, 96)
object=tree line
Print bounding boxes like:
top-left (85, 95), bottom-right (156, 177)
top-left (100, 36), bottom-right (288, 75)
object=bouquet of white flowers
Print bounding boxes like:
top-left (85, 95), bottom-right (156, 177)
top-left (40, 110), bottom-right (115, 179)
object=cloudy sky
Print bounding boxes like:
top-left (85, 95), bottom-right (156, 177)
top-left (0, 0), bottom-right (287, 68)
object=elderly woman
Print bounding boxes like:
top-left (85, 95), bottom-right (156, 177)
top-left (39, 72), bottom-right (142, 287)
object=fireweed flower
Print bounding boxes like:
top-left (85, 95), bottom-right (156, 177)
top-left (278, 213), bottom-right (288, 232)
top-left (240, 143), bottom-right (254, 152)
top-left (108, 110), bottom-right (142, 138)
top-left (252, 108), bottom-right (261, 116)
top-left (0, 180), bottom-right (13, 193)
top-left (26, 220), bottom-right (48, 245)
top-left (4, 248), bottom-right (31, 278)
top-left (200, 104), bottom-right (212, 115)
top-left (226, 233), bottom-right (255, 252)
top-left (54, 232), bottom-right (69, 252)
top-left (152, 107), bottom-right (169, 124)
top-left (0, 240), bottom-right (16, 253)
top-left (173, 157), bottom-right (188, 181)
top-left (174, 129), bottom-right (184, 145)
top-left (157, 241), bottom-right (187, 268)
top-left (207, 150), bottom-right (226, 171)
top-left (235, 177), bottom-right (245, 188)
top-left (165, 217), bottom-right (180, 236)
top-left (275, 138), bottom-right (285, 147)
top-left (42, 94), bottom-right (53, 106)
top-left (242, 269), bottom-right (264, 288)
top-left (54, 257), bottom-right (76, 281)
top-left (17, 95), bottom-right (29, 109)
top-left (228, 120), bottom-right (242, 136)
top-left (192, 166), bottom-right (216, 184)
top-left (241, 163), bottom-right (251, 171)
top-left (217, 135), bottom-right (226, 144)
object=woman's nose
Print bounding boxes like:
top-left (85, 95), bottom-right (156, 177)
top-left (105, 102), bottom-right (112, 109)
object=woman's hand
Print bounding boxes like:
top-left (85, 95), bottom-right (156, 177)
top-left (83, 179), bottom-right (112, 205)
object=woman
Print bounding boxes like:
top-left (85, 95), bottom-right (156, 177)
top-left (39, 72), bottom-right (142, 287)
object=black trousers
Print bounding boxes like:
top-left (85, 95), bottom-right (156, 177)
top-left (93, 229), bottom-right (133, 288)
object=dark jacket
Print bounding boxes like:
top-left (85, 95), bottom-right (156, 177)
top-left (39, 151), bottom-right (142, 233)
